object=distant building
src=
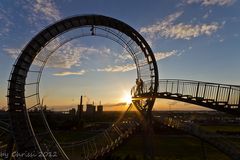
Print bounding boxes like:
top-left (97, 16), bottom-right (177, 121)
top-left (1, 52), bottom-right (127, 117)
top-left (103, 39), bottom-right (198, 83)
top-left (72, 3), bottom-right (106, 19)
top-left (69, 108), bottom-right (76, 115)
top-left (97, 105), bottom-right (103, 113)
top-left (97, 101), bottom-right (103, 113)
top-left (86, 104), bottom-right (96, 114)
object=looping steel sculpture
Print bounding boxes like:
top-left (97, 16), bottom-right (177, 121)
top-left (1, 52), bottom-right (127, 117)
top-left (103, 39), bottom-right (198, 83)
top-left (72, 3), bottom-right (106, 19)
top-left (7, 15), bottom-right (159, 159)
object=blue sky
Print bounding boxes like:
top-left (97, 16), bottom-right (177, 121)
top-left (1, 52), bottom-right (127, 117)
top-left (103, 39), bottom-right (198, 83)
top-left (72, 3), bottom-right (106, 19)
top-left (0, 0), bottom-right (240, 110)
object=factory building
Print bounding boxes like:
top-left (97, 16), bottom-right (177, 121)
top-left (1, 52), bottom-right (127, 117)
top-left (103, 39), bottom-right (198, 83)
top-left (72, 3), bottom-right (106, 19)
top-left (86, 104), bottom-right (96, 114)
top-left (69, 108), bottom-right (76, 116)
top-left (97, 101), bottom-right (103, 113)
top-left (77, 96), bottom-right (104, 115)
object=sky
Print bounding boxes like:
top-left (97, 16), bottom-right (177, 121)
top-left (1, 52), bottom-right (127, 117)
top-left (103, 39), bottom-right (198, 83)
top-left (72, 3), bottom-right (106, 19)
top-left (0, 0), bottom-right (240, 111)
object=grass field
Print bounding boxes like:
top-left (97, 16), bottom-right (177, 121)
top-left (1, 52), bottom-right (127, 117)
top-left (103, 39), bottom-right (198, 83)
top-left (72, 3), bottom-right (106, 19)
top-left (53, 130), bottom-right (100, 142)
top-left (110, 134), bottom-right (230, 160)
top-left (200, 125), bottom-right (240, 133)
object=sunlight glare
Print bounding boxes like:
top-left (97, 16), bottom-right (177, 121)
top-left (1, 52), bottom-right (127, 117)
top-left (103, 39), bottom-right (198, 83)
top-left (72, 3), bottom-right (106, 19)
top-left (122, 92), bottom-right (132, 104)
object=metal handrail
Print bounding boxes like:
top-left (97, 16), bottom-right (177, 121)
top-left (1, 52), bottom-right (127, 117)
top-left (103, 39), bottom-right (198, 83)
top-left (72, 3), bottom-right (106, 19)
top-left (159, 79), bottom-right (240, 106)
top-left (132, 79), bottom-right (240, 109)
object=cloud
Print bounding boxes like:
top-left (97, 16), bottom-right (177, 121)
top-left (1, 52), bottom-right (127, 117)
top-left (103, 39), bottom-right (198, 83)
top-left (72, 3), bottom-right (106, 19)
top-left (0, 0), bottom-right (60, 38)
top-left (154, 50), bottom-right (177, 60)
top-left (0, 8), bottom-right (13, 36)
top-left (32, 0), bottom-right (60, 21)
top-left (219, 38), bottom-right (224, 42)
top-left (46, 44), bottom-right (115, 68)
top-left (97, 64), bottom-right (136, 72)
top-left (3, 48), bottom-right (21, 58)
top-left (203, 10), bottom-right (212, 19)
top-left (18, 0), bottom-right (61, 28)
top-left (46, 43), bottom-right (85, 69)
top-left (50, 48), bottom-right (174, 75)
top-left (140, 11), bottom-right (221, 40)
top-left (184, 0), bottom-right (235, 6)
top-left (3, 44), bottom-right (83, 69)
top-left (53, 70), bottom-right (86, 76)
top-left (97, 50), bottom-right (176, 73)
top-left (140, 11), bottom-right (183, 39)
top-left (3, 41), bottom-right (176, 75)
top-left (3, 42), bottom-right (112, 69)
top-left (233, 33), bottom-right (239, 37)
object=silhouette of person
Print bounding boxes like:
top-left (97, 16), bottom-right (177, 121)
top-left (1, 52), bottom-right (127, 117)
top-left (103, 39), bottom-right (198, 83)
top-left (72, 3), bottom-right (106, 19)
top-left (135, 78), bottom-right (144, 95)
top-left (135, 79), bottom-right (140, 96)
top-left (139, 78), bottom-right (144, 94)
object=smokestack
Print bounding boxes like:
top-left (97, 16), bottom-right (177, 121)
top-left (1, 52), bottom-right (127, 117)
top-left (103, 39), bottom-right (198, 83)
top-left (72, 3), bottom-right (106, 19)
top-left (77, 95), bottom-right (84, 120)
top-left (80, 96), bottom-right (83, 106)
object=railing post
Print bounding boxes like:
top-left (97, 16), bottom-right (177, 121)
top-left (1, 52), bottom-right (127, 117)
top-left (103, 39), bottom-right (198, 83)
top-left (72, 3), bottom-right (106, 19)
top-left (166, 80), bottom-right (168, 92)
top-left (227, 86), bottom-right (232, 104)
top-left (176, 80), bottom-right (179, 94)
top-left (216, 84), bottom-right (220, 102)
top-left (203, 84), bottom-right (207, 99)
top-left (182, 82), bottom-right (185, 95)
top-left (196, 82), bottom-right (200, 98)
top-left (171, 81), bottom-right (173, 93)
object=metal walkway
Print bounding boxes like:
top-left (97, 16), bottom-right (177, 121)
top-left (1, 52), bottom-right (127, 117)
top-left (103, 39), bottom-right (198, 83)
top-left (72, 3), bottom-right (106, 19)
top-left (38, 104), bottom-right (140, 160)
top-left (132, 79), bottom-right (240, 116)
top-left (62, 119), bottom-right (140, 160)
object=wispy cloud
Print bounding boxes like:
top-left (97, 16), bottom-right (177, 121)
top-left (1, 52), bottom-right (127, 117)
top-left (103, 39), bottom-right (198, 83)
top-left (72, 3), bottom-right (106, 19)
top-left (48, 48), bottom-right (177, 74)
top-left (203, 10), bottom-right (212, 19)
top-left (46, 44), bottom-right (115, 69)
top-left (0, 8), bottom-right (13, 36)
top-left (97, 50), bottom-right (177, 73)
top-left (46, 43), bottom-right (86, 69)
top-left (53, 70), bottom-right (86, 76)
top-left (154, 50), bottom-right (177, 60)
top-left (18, 0), bottom-right (61, 29)
top-left (3, 48), bottom-right (20, 58)
top-left (140, 11), bottom-right (221, 41)
top-left (3, 40), bottom-right (113, 69)
top-left (184, 0), bottom-right (235, 6)
top-left (3, 23), bottom-right (177, 76)
top-left (32, 0), bottom-right (60, 21)
top-left (3, 44), bottom-right (82, 69)
top-left (4, 44), bottom-right (177, 76)
top-left (4, 42), bottom-right (174, 75)
top-left (97, 64), bottom-right (136, 72)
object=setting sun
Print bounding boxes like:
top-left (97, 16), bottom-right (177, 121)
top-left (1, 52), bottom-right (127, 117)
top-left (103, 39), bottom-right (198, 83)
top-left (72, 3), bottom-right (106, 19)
top-left (121, 92), bottom-right (132, 104)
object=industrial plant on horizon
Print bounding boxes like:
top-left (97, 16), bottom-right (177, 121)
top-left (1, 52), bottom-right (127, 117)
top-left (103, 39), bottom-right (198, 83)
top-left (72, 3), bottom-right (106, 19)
top-left (68, 95), bottom-right (104, 117)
